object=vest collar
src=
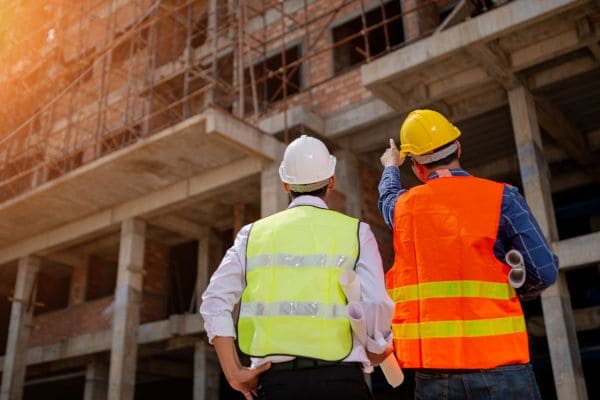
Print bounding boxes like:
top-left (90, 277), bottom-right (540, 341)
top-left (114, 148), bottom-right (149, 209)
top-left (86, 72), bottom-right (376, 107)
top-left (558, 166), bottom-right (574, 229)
top-left (288, 195), bottom-right (329, 210)
top-left (427, 168), bottom-right (470, 181)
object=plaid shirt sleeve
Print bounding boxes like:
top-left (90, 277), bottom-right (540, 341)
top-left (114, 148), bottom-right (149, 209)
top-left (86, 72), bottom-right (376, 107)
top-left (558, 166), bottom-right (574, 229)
top-left (494, 184), bottom-right (559, 300)
top-left (377, 166), bottom-right (408, 229)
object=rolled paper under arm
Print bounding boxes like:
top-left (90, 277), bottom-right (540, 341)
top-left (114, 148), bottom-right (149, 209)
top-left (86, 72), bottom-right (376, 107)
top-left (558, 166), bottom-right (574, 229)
top-left (380, 352), bottom-right (405, 388)
top-left (339, 269), bottom-right (361, 302)
top-left (340, 270), bottom-right (404, 387)
top-left (505, 249), bottom-right (526, 289)
top-left (347, 301), bottom-right (368, 345)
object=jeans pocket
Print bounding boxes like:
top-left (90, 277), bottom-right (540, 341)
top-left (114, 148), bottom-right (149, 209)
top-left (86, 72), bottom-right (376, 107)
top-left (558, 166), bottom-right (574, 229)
top-left (481, 364), bottom-right (541, 400)
top-left (415, 372), bottom-right (449, 400)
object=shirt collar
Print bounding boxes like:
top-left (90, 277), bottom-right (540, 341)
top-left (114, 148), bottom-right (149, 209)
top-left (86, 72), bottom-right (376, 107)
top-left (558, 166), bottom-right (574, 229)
top-left (288, 195), bottom-right (329, 209)
top-left (427, 168), bottom-right (470, 180)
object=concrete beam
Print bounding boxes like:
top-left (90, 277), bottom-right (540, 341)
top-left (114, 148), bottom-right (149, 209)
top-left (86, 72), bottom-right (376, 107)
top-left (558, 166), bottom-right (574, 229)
top-left (332, 56), bottom-right (595, 146)
top-left (108, 219), bottom-right (146, 400)
top-left (465, 42), bottom-right (522, 90)
top-left (137, 359), bottom-right (193, 380)
top-left (0, 256), bottom-right (40, 400)
top-left (149, 215), bottom-right (205, 239)
top-left (324, 98), bottom-right (396, 138)
top-left (527, 54), bottom-right (597, 89)
top-left (362, 0), bottom-right (584, 87)
top-left (527, 306), bottom-right (600, 337)
top-left (258, 106), bottom-right (325, 136)
top-left (0, 314), bottom-right (203, 371)
top-left (0, 156), bottom-right (264, 265)
top-left (205, 107), bottom-right (285, 162)
top-left (554, 231), bottom-right (600, 270)
top-left (536, 96), bottom-right (592, 163)
top-left (43, 251), bottom-right (83, 268)
top-left (512, 15), bottom-right (600, 71)
top-left (508, 86), bottom-right (587, 400)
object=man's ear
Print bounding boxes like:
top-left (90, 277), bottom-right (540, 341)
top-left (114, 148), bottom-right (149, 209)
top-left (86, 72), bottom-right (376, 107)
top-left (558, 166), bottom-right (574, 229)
top-left (456, 140), bottom-right (462, 159)
top-left (283, 182), bottom-right (291, 193)
top-left (411, 159), bottom-right (428, 183)
top-left (327, 175), bottom-right (336, 191)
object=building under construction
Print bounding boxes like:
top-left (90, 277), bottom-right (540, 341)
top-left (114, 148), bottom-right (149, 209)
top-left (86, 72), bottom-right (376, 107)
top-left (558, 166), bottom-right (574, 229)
top-left (0, 0), bottom-right (599, 399)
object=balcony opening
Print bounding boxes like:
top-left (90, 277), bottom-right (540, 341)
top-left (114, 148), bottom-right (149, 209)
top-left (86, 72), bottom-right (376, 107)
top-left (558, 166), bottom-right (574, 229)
top-left (244, 44), bottom-right (303, 112)
top-left (332, 1), bottom-right (404, 74)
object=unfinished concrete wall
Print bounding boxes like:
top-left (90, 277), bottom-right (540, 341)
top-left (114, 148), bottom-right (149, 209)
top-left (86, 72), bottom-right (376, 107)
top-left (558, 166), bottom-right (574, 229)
top-left (358, 161), bottom-right (395, 269)
top-left (30, 298), bottom-right (113, 347)
top-left (141, 240), bottom-right (169, 323)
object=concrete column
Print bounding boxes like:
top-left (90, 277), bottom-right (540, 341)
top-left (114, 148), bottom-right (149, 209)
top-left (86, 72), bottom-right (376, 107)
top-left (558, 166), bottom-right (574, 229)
top-left (0, 256), bottom-right (40, 400)
top-left (508, 86), bottom-right (587, 400)
top-left (194, 229), bottom-right (220, 400)
top-left (69, 256), bottom-right (88, 305)
top-left (260, 162), bottom-right (288, 217)
top-left (334, 150), bottom-right (362, 219)
top-left (233, 203), bottom-right (246, 239)
top-left (84, 361), bottom-right (109, 400)
top-left (108, 219), bottom-right (146, 400)
top-left (195, 227), bottom-right (210, 312)
top-left (193, 341), bottom-right (220, 400)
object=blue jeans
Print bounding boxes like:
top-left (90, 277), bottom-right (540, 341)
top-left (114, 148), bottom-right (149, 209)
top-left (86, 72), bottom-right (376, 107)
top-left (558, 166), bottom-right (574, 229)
top-left (415, 363), bottom-right (542, 400)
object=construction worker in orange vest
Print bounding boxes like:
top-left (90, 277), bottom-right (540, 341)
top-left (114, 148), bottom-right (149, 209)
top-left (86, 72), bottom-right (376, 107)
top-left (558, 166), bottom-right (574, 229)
top-left (378, 109), bottom-right (558, 399)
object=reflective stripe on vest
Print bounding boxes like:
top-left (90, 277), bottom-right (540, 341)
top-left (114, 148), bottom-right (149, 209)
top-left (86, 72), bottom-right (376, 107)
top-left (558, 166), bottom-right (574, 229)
top-left (392, 316), bottom-right (526, 339)
top-left (239, 205), bottom-right (359, 361)
top-left (386, 176), bottom-right (529, 369)
top-left (387, 280), bottom-right (517, 302)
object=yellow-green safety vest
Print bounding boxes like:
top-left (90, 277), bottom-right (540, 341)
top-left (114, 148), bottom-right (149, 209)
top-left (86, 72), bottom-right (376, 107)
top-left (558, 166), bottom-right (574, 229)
top-left (238, 205), bottom-right (359, 361)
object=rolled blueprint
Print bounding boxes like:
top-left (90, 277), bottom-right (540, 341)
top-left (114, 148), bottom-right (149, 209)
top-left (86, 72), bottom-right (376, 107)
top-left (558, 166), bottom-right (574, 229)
top-left (339, 269), bottom-right (361, 302)
top-left (375, 331), bottom-right (404, 388)
top-left (340, 270), bottom-right (404, 387)
top-left (347, 301), bottom-right (368, 345)
top-left (505, 249), bottom-right (526, 289)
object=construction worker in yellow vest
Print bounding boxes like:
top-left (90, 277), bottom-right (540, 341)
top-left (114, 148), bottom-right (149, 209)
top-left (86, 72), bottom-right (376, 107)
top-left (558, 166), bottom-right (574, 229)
top-left (379, 109), bottom-right (558, 399)
top-left (201, 135), bottom-right (394, 400)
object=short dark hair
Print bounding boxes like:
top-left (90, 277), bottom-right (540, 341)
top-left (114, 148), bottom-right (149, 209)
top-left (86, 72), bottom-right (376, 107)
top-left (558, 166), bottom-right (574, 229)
top-left (420, 142), bottom-right (459, 169)
top-left (289, 184), bottom-right (328, 199)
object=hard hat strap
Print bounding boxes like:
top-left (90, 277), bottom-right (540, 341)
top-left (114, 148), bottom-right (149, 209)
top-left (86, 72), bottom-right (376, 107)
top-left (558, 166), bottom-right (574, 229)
top-left (412, 141), bottom-right (458, 164)
top-left (289, 179), bottom-right (329, 193)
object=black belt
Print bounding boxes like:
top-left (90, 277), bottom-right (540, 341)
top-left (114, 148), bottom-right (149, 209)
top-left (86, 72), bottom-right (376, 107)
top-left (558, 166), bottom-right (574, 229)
top-left (269, 357), bottom-right (360, 372)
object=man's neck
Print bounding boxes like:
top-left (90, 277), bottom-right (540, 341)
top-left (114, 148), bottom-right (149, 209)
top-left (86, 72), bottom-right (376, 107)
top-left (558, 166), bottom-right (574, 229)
top-left (426, 161), bottom-right (461, 177)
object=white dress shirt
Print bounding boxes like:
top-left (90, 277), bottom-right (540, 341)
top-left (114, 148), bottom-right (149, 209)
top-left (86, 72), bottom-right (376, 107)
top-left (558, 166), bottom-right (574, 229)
top-left (200, 195), bottom-right (394, 369)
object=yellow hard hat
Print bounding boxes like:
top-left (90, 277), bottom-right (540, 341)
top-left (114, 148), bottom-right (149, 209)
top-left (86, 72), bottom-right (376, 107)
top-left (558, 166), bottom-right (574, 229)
top-left (399, 109), bottom-right (461, 157)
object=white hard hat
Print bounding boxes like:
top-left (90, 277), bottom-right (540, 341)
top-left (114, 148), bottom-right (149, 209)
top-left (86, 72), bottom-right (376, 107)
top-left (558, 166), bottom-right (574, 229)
top-left (279, 135), bottom-right (336, 188)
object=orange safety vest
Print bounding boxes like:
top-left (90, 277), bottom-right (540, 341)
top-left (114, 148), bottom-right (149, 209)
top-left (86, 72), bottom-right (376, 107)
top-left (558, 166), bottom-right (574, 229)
top-left (386, 175), bottom-right (529, 369)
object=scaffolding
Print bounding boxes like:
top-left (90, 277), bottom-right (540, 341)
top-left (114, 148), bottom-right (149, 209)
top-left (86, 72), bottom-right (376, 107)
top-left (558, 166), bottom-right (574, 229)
top-left (0, 0), bottom-right (459, 203)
